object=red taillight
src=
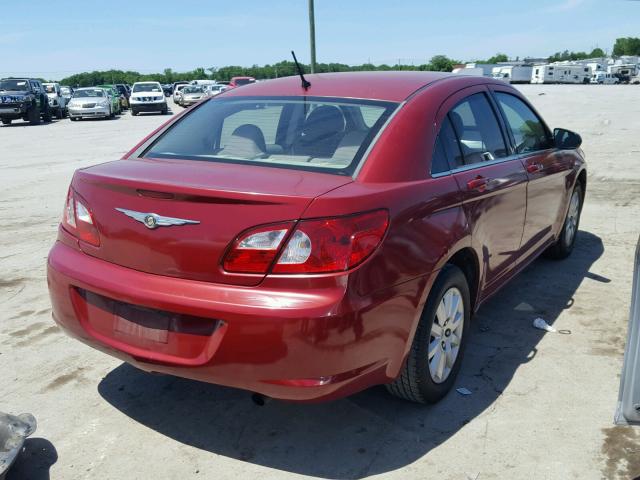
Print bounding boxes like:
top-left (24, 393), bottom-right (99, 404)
top-left (61, 188), bottom-right (100, 246)
top-left (273, 210), bottom-right (389, 274)
top-left (222, 210), bottom-right (389, 275)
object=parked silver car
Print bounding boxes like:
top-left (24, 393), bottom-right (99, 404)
top-left (67, 88), bottom-right (113, 120)
top-left (179, 85), bottom-right (206, 107)
top-left (205, 84), bottom-right (227, 97)
top-left (172, 83), bottom-right (189, 105)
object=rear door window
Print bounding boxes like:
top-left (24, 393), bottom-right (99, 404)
top-left (495, 92), bottom-right (552, 154)
top-left (448, 93), bottom-right (508, 166)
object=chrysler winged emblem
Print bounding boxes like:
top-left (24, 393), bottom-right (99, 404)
top-left (115, 208), bottom-right (200, 229)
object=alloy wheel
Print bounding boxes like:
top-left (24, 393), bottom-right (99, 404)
top-left (564, 190), bottom-right (581, 246)
top-left (428, 287), bottom-right (464, 384)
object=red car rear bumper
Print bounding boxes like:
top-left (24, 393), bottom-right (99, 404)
top-left (47, 239), bottom-right (429, 402)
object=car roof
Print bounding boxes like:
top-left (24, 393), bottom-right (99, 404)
top-left (221, 71), bottom-right (458, 102)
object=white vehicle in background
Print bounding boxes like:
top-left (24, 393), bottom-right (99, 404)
top-left (42, 82), bottom-right (67, 119)
top-left (591, 72), bottom-right (620, 84)
top-left (129, 81), bottom-right (167, 116)
top-left (205, 84), bottom-right (227, 97)
top-left (190, 79), bottom-right (217, 87)
top-left (491, 65), bottom-right (533, 84)
top-left (531, 64), bottom-right (591, 84)
top-left (172, 83), bottom-right (189, 104)
top-left (60, 86), bottom-right (73, 106)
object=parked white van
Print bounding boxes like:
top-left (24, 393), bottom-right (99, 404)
top-left (591, 72), bottom-right (620, 84)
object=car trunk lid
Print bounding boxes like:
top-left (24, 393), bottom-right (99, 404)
top-left (71, 158), bottom-right (352, 286)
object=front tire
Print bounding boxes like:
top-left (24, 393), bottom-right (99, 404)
top-left (131, 109), bottom-right (138, 116)
top-left (28, 105), bottom-right (41, 125)
top-left (1, 118), bottom-right (11, 125)
top-left (387, 265), bottom-right (470, 404)
top-left (546, 183), bottom-right (583, 259)
top-left (55, 107), bottom-right (63, 119)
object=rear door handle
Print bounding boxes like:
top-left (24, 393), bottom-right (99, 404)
top-left (526, 163), bottom-right (543, 174)
top-left (467, 176), bottom-right (489, 192)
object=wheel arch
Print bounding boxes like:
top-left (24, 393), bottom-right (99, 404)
top-left (577, 168), bottom-right (587, 198)
top-left (444, 247), bottom-right (481, 313)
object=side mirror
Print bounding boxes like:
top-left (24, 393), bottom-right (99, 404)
top-left (554, 128), bottom-right (582, 150)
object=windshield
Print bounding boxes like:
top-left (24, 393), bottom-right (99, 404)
top-left (144, 96), bottom-right (398, 176)
top-left (176, 85), bottom-right (188, 92)
top-left (234, 78), bottom-right (254, 86)
top-left (0, 79), bottom-right (29, 91)
top-left (61, 87), bottom-right (71, 95)
top-left (73, 89), bottom-right (105, 98)
top-left (133, 83), bottom-right (161, 93)
top-left (116, 85), bottom-right (127, 94)
top-left (183, 86), bottom-right (203, 94)
top-left (44, 85), bottom-right (56, 94)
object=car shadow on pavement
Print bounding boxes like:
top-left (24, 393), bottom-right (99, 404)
top-left (98, 230), bottom-right (604, 479)
top-left (6, 438), bottom-right (58, 480)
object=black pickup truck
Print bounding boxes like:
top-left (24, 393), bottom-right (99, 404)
top-left (0, 78), bottom-right (52, 125)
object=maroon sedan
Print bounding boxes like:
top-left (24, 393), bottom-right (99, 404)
top-left (47, 72), bottom-right (586, 403)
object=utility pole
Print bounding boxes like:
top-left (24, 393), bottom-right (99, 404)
top-left (308, 0), bottom-right (316, 73)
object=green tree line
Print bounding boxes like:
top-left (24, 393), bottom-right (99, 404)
top-left (57, 37), bottom-right (640, 86)
top-left (58, 55), bottom-right (461, 86)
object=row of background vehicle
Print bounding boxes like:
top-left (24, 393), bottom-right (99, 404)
top-left (2, 75), bottom-right (255, 125)
top-left (165, 76), bottom-right (256, 108)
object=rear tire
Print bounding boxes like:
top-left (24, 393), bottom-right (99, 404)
top-left (546, 183), bottom-right (583, 259)
top-left (387, 265), bottom-right (471, 404)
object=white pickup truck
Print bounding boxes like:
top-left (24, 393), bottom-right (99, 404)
top-left (43, 82), bottom-right (67, 119)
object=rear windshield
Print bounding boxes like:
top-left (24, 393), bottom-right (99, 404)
top-left (144, 96), bottom-right (398, 176)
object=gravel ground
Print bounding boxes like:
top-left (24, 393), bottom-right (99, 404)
top-left (1, 87), bottom-right (639, 480)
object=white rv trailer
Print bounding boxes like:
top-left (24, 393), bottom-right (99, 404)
top-left (608, 64), bottom-right (639, 78)
top-left (531, 64), bottom-right (591, 84)
top-left (453, 63), bottom-right (500, 77)
top-left (453, 67), bottom-right (485, 77)
top-left (585, 62), bottom-right (606, 73)
top-left (491, 65), bottom-right (533, 84)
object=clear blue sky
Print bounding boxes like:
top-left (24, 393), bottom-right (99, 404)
top-left (1, 0), bottom-right (638, 79)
